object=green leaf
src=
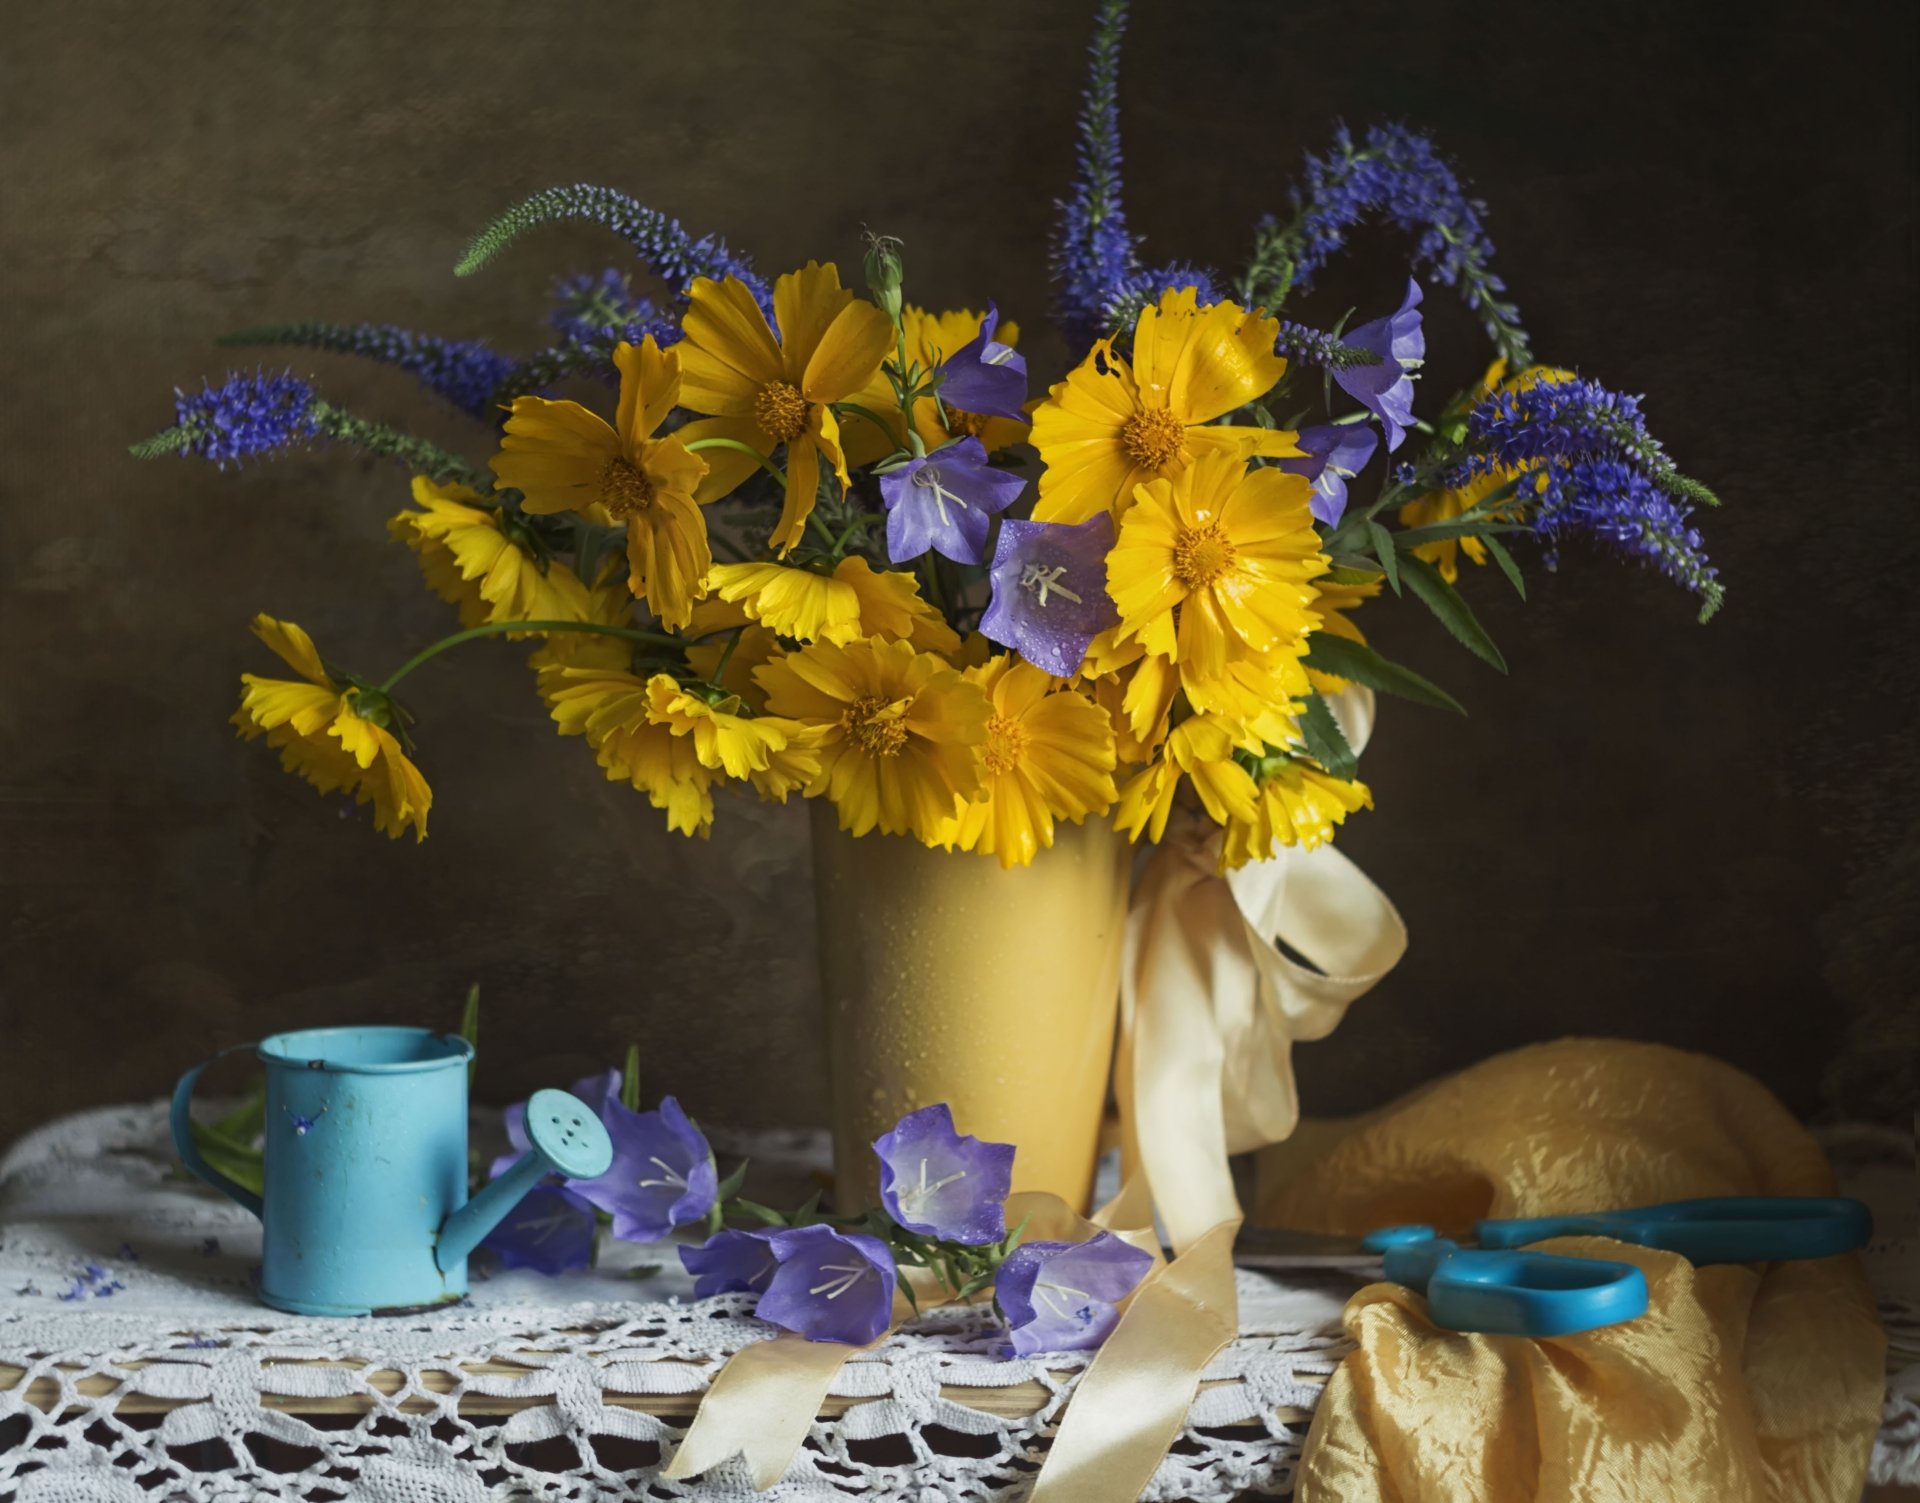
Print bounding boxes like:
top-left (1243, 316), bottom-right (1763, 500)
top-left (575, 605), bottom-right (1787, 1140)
top-left (1366, 520), bottom-right (1400, 595)
top-left (1398, 554), bottom-right (1508, 673)
top-left (459, 984), bottom-right (480, 1085)
top-left (1302, 636), bottom-right (1466, 715)
top-left (1299, 692), bottom-right (1358, 779)
top-left (213, 1081), bottom-right (267, 1146)
top-left (713, 1158), bottom-right (751, 1204)
top-left (1390, 519), bottom-right (1532, 547)
top-left (189, 1121), bottom-right (264, 1196)
top-left (1481, 534), bottom-right (1526, 600)
top-left (621, 1044), bottom-right (641, 1112)
top-left (730, 1198), bottom-right (789, 1228)
top-left (898, 1275), bottom-right (921, 1314)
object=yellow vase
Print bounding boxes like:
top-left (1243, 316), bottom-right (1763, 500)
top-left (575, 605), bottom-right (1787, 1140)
top-left (811, 801), bottom-right (1131, 1214)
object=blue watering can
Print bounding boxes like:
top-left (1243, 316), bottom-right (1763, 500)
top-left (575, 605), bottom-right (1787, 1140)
top-left (171, 1025), bottom-right (613, 1317)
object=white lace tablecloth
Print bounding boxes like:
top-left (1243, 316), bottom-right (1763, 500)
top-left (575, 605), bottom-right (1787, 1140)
top-left (0, 1104), bottom-right (1912, 1501)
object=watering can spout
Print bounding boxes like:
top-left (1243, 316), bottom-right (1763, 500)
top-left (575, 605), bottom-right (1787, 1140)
top-left (435, 1088), bottom-right (614, 1274)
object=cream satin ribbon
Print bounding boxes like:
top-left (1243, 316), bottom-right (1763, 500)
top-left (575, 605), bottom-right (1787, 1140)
top-left (672, 689), bottom-right (1406, 1495)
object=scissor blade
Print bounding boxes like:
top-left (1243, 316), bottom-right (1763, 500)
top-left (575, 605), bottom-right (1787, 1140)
top-left (1233, 1226), bottom-right (1379, 1269)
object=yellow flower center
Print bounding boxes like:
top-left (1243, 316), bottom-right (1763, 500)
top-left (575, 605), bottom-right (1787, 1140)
top-left (599, 457), bottom-right (655, 519)
top-left (1120, 407), bottom-right (1187, 470)
top-left (843, 694), bottom-right (908, 758)
top-left (755, 381), bottom-right (811, 443)
top-left (980, 713), bottom-right (1029, 776)
top-left (942, 405), bottom-right (988, 441)
top-left (1174, 521), bottom-right (1238, 589)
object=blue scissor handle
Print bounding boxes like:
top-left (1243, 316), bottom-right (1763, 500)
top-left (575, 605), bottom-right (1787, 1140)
top-left (1472, 1196), bottom-right (1874, 1265)
top-left (1382, 1236), bottom-right (1649, 1337)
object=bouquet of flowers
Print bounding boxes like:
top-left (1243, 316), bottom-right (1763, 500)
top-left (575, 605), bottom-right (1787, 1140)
top-left (133, 0), bottom-right (1722, 871)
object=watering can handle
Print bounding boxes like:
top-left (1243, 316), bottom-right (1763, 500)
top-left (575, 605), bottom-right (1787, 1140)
top-left (170, 1044), bottom-right (265, 1219)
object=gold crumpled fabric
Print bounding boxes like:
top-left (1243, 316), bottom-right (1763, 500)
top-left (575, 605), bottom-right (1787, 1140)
top-left (1256, 1038), bottom-right (1886, 1503)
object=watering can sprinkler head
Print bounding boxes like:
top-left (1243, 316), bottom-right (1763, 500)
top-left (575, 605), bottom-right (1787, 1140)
top-left (434, 1088), bottom-right (613, 1273)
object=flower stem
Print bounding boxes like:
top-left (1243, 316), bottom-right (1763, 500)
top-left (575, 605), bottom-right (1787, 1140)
top-left (377, 619), bottom-right (684, 692)
top-left (683, 437), bottom-right (786, 488)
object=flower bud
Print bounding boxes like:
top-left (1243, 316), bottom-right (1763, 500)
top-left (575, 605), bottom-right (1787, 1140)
top-left (863, 234), bottom-right (905, 320)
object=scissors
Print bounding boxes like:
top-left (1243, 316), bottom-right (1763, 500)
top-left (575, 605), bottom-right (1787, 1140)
top-left (1235, 1196), bottom-right (1874, 1338)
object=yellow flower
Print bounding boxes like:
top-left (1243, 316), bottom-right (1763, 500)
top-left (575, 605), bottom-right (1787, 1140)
top-left (933, 657), bottom-right (1117, 869)
top-left (491, 337), bottom-right (711, 629)
top-left (707, 556), bottom-right (959, 655)
top-left (842, 305), bottom-right (1030, 464)
top-left (1107, 448), bottom-right (1327, 692)
top-left (1401, 363), bottom-right (1572, 582)
top-left (231, 615), bottom-right (431, 842)
top-left (1113, 714), bottom-right (1258, 845)
top-left (677, 262), bottom-right (894, 554)
top-left (1304, 572), bottom-right (1385, 696)
top-left (754, 635), bottom-right (990, 841)
top-left (529, 563), bottom-right (637, 703)
top-left (389, 476), bottom-right (592, 630)
top-left (642, 673), bottom-right (819, 784)
top-left (1030, 288), bottom-right (1300, 525)
top-left (544, 666), bottom-right (714, 837)
top-left (1221, 758), bottom-right (1372, 868)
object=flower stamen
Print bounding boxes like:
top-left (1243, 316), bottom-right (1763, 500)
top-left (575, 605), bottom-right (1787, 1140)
top-left (599, 457), bottom-right (656, 519)
top-left (637, 1155), bottom-right (689, 1191)
top-left (1120, 407), bottom-right (1187, 470)
top-left (843, 694), bottom-right (909, 758)
top-left (754, 380), bottom-right (811, 443)
top-left (809, 1262), bottom-right (869, 1299)
top-left (911, 464), bottom-right (970, 528)
top-left (1173, 522), bottom-right (1237, 588)
top-left (1019, 563), bottom-right (1084, 608)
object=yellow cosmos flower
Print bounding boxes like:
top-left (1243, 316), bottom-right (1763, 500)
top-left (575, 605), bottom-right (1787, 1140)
top-left (389, 476), bottom-right (592, 631)
top-left (491, 337), bottom-right (709, 629)
top-left (677, 262), bottom-right (894, 554)
top-left (754, 635), bottom-right (990, 841)
top-left (1113, 714), bottom-right (1259, 845)
top-left (1222, 758), bottom-right (1373, 868)
top-left (1030, 288), bottom-right (1300, 525)
top-left (843, 305), bottom-right (1029, 464)
top-left (231, 615), bottom-right (431, 842)
top-left (707, 556), bottom-right (959, 655)
top-left (932, 657), bottom-right (1117, 869)
top-left (642, 673), bottom-right (819, 785)
top-left (1401, 363), bottom-right (1571, 582)
top-left (1304, 572), bottom-right (1385, 695)
top-left (544, 666), bottom-right (714, 837)
top-left (1108, 448), bottom-right (1328, 688)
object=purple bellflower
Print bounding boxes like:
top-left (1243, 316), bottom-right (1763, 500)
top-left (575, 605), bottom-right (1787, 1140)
top-left (754, 1225), bottom-right (898, 1346)
top-left (880, 438), bottom-right (1026, 566)
top-left (492, 1067), bottom-right (623, 1181)
top-left (1334, 279), bottom-right (1424, 452)
top-left (995, 1233), bottom-right (1155, 1356)
top-left (571, 1095), bottom-right (718, 1243)
top-left (980, 515), bottom-right (1120, 678)
top-left (680, 1228), bottom-right (779, 1299)
top-left (935, 304), bottom-right (1029, 422)
top-left (1280, 424), bottom-right (1380, 527)
top-left (479, 1184), bottom-right (598, 1276)
top-left (873, 1104), bottom-right (1016, 1246)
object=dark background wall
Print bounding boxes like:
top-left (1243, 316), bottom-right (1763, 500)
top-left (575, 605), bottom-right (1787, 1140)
top-left (1, 0), bottom-right (1912, 1153)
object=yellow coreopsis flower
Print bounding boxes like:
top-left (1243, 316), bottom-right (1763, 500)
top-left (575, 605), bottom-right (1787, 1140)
top-left (707, 556), bottom-right (960, 655)
top-left (389, 476), bottom-right (592, 630)
top-left (754, 635), bottom-right (990, 841)
top-left (544, 666), bottom-right (714, 837)
top-left (932, 657), bottom-right (1117, 869)
top-left (842, 305), bottom-right (1030, 464)
top-left (642, 673), bottom-right (818, 784)
top-left (676, 262), bottom-right (894, 554)
top-left (1112, 714), bottom-right (1259, 845)
top-left (1030, 288), bottom-right (1300, 525)
top-left (1221, 758), bottom-right (1373, 868)
top-left (682, 597), bottom-right (783, 708)
top-left (1108, 448), bottom-right (1327, 700)
top-left (231, 615), bottom-right (431, 842)
top-left (529, 564), bottom-right (638, 704)
top-left (491, 337), bottom-right (711, 629)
